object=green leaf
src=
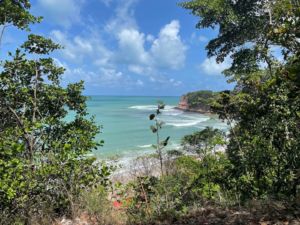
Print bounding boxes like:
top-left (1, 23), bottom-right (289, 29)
top-left (149, 114), bottom-right (156, 120)
top-left (162, 136), bottom-right (170, 146)
top-left (150, 125), bottom-right (158, 133)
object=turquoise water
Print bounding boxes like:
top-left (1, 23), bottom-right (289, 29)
top-left (82, 96), bottom-right (227, 160)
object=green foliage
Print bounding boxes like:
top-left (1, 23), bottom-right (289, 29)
top-left (126, 176), bottom-right (159, 223)
top-left (181, 0), bottom-right (300, 201)
top-left (126, 152), bottom-right (232, 224)
top-left (182, 153), bottom-right (230, 201)
top-left (180, 0), bottom-right (299, 67)
top-left (0, 6), bottom-right (111, 222)
top-left (22, 34), bottom-right (62, 54)
top-left (182, 127), bottom-right (225, 156)
top-left (126, 127), bottom-right (230, 224)
top-left (167, 149), bottom-right (184, 157)
top-left (0, 0), bottom-right (42, 49)
top-left (181, 128), bottom-right (229, 200)
top-left (185, 90), bottom-right (218, 109)
top-left (212, 62), bottom-right (300, 199)
top-left (0, 0), bottom-right (41, 29)
top-left (149, 101), bottom-right (169, 176)
top-left (126, 174), bottom-right (189, 224)
top-left (77, 185), bottom-right (125, 225)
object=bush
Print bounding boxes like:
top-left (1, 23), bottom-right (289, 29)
top-left (0, 33), bottom-right (113, 223)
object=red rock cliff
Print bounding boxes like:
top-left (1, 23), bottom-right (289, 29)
top-left (177, 95), bottom-right (189, 110)
top-left (176, 94), bottom-right (212, 114)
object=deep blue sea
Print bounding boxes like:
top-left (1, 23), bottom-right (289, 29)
top-left (77, 96), bottom-right (228, 160)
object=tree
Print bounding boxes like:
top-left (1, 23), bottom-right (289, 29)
top-left (185, 90), bottom-right (218, 111)
top-left (0, 33), bottom-right (111, 223)
top-left (180, 0), bottom-right (300, 85)
top-left (182, 127), bottom-right (225, 157)
top-left (0, 0), bottom-right (41, 47)
top-left (181, 127), bottom-right (228, 199)
top-left (211, 60), bottom-right (300, 199)
top-left (181, 0), bottom-right (300, 199)
top-left (0, 2), bottom-right (112, 221)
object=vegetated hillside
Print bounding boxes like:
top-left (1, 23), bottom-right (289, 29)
top-left (176, 90), bottom-right (219, 113)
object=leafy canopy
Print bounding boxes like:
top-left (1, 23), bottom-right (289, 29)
top-left (0, 0), bottom-right (41, 29)
top-left (181, 0), bottom-right (300, 199)
top-left (180, 0), bottom-right (300, 80)
top-left (0, 2), bottom-right (110, 222)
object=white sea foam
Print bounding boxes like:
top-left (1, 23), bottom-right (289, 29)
top-left (163, 108), bottom-right (183, 116)
top-left (168, 143), bottom-right (181, 149)
top-left (130, 105), bottom-right (186, 118)
top-left (129, 105), bottom-right (157, 110)
top-left (165, 117), bottom-right (210, 127)
top-left (129, 105), bottom-right (175, 111)
top-left (138, 144), bottom-right (153, 148)
top-left (129, 104), bottom-right (211, 127)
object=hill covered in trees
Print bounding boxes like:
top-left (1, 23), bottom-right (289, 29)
top-left (176, 90), bottom-right (219, 113)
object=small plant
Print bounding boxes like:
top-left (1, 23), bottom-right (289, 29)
top-left (181, 127), bottom-right (228, 200)
top-left (76, 185), bottom-right (126, 225)
top-left (149, 101), bottom-right (170, 176)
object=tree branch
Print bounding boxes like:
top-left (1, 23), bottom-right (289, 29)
top-left (7, 106), bottom-right (34, 162)
top-left (0, 16), bottom-right (12, 50)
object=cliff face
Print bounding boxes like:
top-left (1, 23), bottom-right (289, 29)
top-left (176, 95), bottom-right (211, 113)
top-left (177, 95), bottom-right (189, 110)
top-left (176, 91), bottom-right (216, 114)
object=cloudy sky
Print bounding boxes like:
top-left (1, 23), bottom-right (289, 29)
top-left (1, 0), bottom-right (234, 96)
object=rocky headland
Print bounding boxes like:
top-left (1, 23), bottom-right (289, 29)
top-left (175, 90), bottom-right (218, 114)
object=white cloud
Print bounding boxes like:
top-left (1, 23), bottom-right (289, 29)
top-left (190, 33), bottom-right (209, 45)
top-left (49, 1), bottom-right (187, 89)
top-left (136, 79), bottom-right (144, 86)
top-left (150, 20), bottom-right (187, 70)
top-left (116, 29), bottom-right (150, 65)
top-left (199, 35), bottom-right (208, 42)
top-left (36, 0), bottom-right (84, 28)
top-left (169, 78), bottom-right (182, 87)
top-left (105, 0), bottom-right (138, 33)
top-left (147, 75), bottom-right (183, 87)
top-left (104, 0), bottom-right (187, 74)
top-left (97, 68), bottom-right (124, 85)
top-left (62, 65), bottom-right (135, 88)
top-left (200, 57), bottom-right (231, 76)
top-left (80, 69), bottom-right (121, 86)
top-left (114, 20), bottom-right (187, 77)
top-left (115, 20), bottom-right (187, 88)
top-left (128, 65), bottom-right (146, 75)
top-left (50, 30), bottom-right (112, 66)
top-left (146, 35), bottom-right (155, 42)
top-left (53, 57), bottom-right (69, 70)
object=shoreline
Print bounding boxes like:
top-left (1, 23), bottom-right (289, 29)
top-left (174, 106), bottom-right (215, 116)
top-left (109, 143), bottom-right (227, 183)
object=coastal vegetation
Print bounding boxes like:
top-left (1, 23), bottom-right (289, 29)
top-left (188, 0), bottom-right (300, 200)
top-left (0, 0), bottom-right (299, 224)
top-left (0, 1), bottom-right (112, 224)
top-left (178, 90), bottom-right (219, 112)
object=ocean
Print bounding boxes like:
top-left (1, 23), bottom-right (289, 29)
top-left (80, 96), bottom-right (228, 161)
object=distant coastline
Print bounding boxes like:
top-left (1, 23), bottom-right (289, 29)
top-left (175, 90), bottom-right (218, 115)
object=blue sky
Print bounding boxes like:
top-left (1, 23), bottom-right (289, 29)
top-left (1, 0), bottom-right (234, 96)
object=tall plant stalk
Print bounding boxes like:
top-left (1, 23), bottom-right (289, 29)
top-left (149, 102), bottom-right (170, 177)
